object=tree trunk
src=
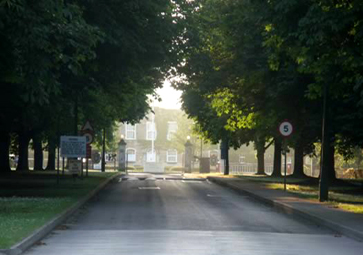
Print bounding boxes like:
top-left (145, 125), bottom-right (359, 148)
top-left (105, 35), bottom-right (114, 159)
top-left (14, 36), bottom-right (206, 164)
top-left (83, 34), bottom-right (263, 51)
top-left (33, 135), bottom-right (43, 171)
top-left (46, 138), bottom-right (56, 170)
top-left (271, 138), bottom-right (282, 177)
top-left (256, 144), bottom-right (265, 175)
top-left (291, 142), bottom-right (306, 178)
top-left (225, 145), bottom-right (229, 175)
top-left (319, 84), bottom-right (331, 201)
top-left (327, 142), bottom-right (337, 183)
top-left (221, 138), bottom-right (229, 175)
top-left (16, 132), bottom-right (30, 171)
top-left (0, 132), bottom-right (11, 174)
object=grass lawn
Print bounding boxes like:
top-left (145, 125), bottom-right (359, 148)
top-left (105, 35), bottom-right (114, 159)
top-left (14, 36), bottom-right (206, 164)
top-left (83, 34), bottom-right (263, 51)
top-left (183, 173), bottom-right (363, 214)
top-left (235, 175), bottom-right (363, 214)
top-left (0, 171), bottom-right (117, 249)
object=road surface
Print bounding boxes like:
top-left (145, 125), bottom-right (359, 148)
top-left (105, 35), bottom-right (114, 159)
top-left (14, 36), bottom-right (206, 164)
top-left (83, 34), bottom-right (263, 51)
top-left (25, 173), bottom-right (363, 255)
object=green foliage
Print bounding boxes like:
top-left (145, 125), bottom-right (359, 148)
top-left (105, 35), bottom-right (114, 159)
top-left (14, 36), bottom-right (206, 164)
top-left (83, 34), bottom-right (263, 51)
top-left (174, 0), bottom-right (363, 184)
top-left (0, 0), bottom-right (193, 171)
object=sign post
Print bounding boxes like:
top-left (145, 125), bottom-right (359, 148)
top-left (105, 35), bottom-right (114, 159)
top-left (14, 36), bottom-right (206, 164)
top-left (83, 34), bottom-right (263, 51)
top-left (81, 121), bottom-right (94, 177)
top-left (278, 121), bottom-right (293, 191)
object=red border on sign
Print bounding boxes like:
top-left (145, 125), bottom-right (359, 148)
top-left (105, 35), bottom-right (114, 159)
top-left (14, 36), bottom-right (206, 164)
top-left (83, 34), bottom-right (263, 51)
top-left (81, 120), bottom-right (94, 132)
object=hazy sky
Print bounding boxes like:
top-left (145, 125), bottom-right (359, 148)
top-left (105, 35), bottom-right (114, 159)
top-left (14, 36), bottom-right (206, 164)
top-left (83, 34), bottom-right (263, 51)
top-left (152, 80), bottom-right (182, 109)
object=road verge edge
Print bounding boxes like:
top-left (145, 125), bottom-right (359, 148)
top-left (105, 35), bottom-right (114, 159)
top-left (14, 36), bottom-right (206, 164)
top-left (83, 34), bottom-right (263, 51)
top-left (208, 177), bottom-right (363, 242)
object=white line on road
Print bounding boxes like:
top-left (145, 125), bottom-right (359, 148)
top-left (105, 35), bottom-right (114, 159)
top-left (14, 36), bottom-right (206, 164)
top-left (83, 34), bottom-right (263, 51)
top-left (181, 180), bottom-right (203, 183)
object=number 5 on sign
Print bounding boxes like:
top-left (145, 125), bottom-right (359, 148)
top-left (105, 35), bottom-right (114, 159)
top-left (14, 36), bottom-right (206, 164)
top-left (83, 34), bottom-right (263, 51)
top-left (279, 121), bottom-right (293, 137)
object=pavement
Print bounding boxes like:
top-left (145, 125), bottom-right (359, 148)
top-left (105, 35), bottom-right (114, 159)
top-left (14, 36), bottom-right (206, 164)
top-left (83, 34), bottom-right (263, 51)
top-left (207, 176), bottom-right (363, 242)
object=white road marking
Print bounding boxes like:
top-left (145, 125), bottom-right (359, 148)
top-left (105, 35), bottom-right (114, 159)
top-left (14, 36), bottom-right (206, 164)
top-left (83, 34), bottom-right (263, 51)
top-left (207, 194), bottom-right (220, 197)
top-left (181, 180), bottom-right (203, 183)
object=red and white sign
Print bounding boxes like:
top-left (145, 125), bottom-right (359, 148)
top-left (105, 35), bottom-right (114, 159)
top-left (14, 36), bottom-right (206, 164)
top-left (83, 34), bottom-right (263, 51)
top-left (83, 133), bottom-right (93, 144)
top-left (82, 121), bottom-right (94, 132)
top-left (81, 121), bottom-right (94, 144)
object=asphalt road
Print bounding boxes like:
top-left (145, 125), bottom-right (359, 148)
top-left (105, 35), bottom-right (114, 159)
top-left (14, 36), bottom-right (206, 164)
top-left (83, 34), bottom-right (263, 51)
top-left (25, 173), bottom-right (363, 255)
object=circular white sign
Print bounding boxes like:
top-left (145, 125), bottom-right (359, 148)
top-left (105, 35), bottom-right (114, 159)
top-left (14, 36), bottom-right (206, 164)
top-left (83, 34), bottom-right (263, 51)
top-left (279, 121), bottom-right (293, 137)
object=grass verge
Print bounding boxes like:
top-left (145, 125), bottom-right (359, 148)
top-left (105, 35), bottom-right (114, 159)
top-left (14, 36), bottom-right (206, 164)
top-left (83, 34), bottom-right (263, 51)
top-left (234, 175), bottom-right (363, 214)
top-left (0, 171), bottom-right (117, 249)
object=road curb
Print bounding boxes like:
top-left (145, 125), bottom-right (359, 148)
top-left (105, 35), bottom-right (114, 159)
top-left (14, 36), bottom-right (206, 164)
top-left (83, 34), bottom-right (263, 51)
top-left (0, 173), bottom-right (121, 255)
top-left (208, 177), bottom-right (363, 242)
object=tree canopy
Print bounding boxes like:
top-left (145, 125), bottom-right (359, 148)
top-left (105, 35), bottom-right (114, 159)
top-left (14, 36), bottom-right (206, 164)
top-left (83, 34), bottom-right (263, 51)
top-left (0, 0), bottom-right (192, 172)
top-left (174, 0), bottom-right (363, 199)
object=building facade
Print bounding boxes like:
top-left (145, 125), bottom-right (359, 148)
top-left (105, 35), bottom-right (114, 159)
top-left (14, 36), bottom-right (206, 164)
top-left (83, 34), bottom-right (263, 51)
top-left (118, 107), bottom-right (186, 171)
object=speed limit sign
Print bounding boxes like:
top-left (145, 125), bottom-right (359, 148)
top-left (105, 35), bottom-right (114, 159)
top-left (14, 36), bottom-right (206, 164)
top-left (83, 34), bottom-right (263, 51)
top-left (279, 121), bottom-right (293, 137)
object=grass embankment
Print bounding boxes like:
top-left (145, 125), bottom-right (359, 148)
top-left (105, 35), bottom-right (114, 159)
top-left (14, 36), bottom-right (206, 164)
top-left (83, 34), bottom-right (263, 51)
top-left (0, 171), bottom-right (117, 249)
top-left (237, 175), bottom-right (363, 214)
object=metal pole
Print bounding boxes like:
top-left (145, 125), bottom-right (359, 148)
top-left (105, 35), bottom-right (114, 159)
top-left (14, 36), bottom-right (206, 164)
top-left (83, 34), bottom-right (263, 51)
top-left (57, 147), bottom-right (60, 184)
top-left (101, 128), bottom-right (106, 172)
top-left (57, 116), bottom-right (60, 184)
top-left (62, 157), bottom-right (65, 175)
top-left (81, 158), bottom-right (83, 179)
top-left (200, 137), bottom-right (203, 172)
top-left (86, 158), bottom-right (89, 177)
top-left (74, 96), bottom-right (78, 136)
top-left (284, 146), bottom-right (287, 191)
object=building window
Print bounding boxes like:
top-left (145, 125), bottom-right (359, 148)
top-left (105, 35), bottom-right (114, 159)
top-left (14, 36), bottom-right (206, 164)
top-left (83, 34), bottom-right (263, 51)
top-left (167, 121), bottom-right (178, 140)
top-left (147, 150), bottom-right (156, 162)
top-left (167, 149), bottom-right (177, 163)
top-left (146, 122), bottom-right (156, 140)
top-left (126, 148), bottom-right (136, 162)
top-left (239, 156), bottom-right (245, 164)
top-left (125, 124), bottom-right (136, 140)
